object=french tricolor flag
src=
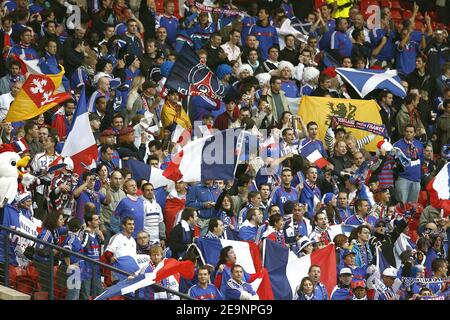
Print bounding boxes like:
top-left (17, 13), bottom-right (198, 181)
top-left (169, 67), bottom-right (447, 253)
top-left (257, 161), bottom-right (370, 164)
top-left (122, 159), bottom-right (174, 190)
top-left (426, 162), bottom-right (450, 217)
top-left (263, 240), bottom-right (337, 300)
top-left (61, 87), bottom-right (98, 175)
top-left (195, 238), bottom-right (274, 300)
top-left (95, 258), bottom-right (195, 300)
top-left (299, 140), bottom-right (329, 168)
top-left (163, 129), bottom-right (239, 182)
top-left (12, 137), bottom-right (29, 154)
top-left (171, 124), bottom-right (191, 147)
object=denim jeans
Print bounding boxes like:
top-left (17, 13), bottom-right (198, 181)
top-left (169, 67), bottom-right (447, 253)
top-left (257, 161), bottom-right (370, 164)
top-left (395, 177), bottom-right (420, 203)
top-left (79, 275), bottom-right (103, 300)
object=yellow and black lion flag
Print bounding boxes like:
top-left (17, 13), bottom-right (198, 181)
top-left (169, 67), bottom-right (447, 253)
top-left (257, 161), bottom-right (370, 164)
top-left (5, 67), bottom-right (72, 122)
top-left (297, 96), bottom-right (384, 152)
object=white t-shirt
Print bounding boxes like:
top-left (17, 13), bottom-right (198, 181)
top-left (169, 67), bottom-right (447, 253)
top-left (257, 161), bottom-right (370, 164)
top-left (143, 197), bottom-right (164, 242)
top-left (106, 232), bottom-right (137, 259)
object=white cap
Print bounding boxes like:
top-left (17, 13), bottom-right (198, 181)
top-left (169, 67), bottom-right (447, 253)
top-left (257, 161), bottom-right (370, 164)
top-left (339, 268), bottom-right (353, 275)
top-left (382, 267), bottom-right (397, 278)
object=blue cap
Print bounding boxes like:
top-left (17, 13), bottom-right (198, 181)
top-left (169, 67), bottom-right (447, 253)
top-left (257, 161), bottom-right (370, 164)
top-left (215, 64), bottom-right (233, 80)
top-left (342, 249), bottom-right (356, 258)
top-left (322, 193), bottom-right (335, 206)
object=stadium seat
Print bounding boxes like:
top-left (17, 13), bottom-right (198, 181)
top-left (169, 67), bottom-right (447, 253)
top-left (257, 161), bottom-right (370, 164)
top-left (415, 21), bottom-right (424, 31)
top-left (427, 11), bottom-right (438, 22)
top-left (391, 0), bottom-right (401, 9)
top-left (391, 9), bottom-right (403, 21)
top-left (360, 0), bottom-right (379, 10)
top-left (380, 0), bottom-right (391, 8)
top-left (403, 10), bottom-right (412, 20)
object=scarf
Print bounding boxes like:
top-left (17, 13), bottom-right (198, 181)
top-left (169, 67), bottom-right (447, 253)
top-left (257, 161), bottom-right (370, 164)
top-left (403, 139), bottom-right (418, 160)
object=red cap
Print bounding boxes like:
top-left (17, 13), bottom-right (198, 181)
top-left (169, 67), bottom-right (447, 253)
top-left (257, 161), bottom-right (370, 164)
top-left (351, 280), bottom-right (366, 289)
top-left (101, 129), bottom-right (116, 137)
top-left (119, 126), bottom-right (134, 136)
top-left (322, 66), bottom-right (337, 78)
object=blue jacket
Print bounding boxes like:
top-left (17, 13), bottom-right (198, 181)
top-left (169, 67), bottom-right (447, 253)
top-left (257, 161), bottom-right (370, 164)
top-left (249, 22), bottom-right (279, 61)
top-left (9, 43), bottom-right (39, 60)
top-left (393, 138), bottom-right (424, 182)
top-left (188, 22), bottom-right (216, 50)
top-left (330, 285), bottom-right (352, 300)
top-left (186, 183), bottom-right (222, 219)
top-left (224, 278), bottom-right (257, 300)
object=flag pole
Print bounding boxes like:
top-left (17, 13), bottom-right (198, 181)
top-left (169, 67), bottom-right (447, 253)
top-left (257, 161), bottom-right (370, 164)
top-left (233, 129), bottom-right (247, 176)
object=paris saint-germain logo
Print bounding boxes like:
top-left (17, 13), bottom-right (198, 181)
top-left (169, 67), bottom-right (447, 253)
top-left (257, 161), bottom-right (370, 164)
top-left (187, 57), bottom-right (226, 99)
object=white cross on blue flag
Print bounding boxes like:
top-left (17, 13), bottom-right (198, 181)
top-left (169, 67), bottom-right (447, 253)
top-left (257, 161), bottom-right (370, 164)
top-left (336, 68), bottom-right (407, 98)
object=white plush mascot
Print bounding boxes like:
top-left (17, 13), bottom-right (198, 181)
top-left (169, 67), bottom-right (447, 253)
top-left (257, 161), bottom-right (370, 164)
top-left (0, 144), bottom-right (35, 206)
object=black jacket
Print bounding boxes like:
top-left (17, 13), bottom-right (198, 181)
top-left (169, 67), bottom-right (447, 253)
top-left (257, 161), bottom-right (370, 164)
top-left (279, 47), bottom-right (299, 66)
top-left (117, 142), bottom-right (146, 162)
top-left (169, 222), bottom-right (194, 259)
top-left (368, 219), bottom-right (407, 267)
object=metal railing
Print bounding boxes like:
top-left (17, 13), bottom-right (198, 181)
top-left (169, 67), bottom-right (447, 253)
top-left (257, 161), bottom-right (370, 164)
top-left (0, 225), bottom-right (194, 300)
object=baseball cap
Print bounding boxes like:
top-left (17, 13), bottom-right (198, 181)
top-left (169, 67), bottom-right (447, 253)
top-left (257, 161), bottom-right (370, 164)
top-left (382, 267), bottom-right (397, 278)
top-left (339, 268), bottom-right (353, 275)
top-left (342, 249), bottom-right (356, 258)
top-left (375, 219), bottom-right (387, 227)
top-left (351, 280), bottom-right (366, 289)
top-left (100, 129), bottom-right (115, 137)
top-left (119, 126), bottom-right (134, 136)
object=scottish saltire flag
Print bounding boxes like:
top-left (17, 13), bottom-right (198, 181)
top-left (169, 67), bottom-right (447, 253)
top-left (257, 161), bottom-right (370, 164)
top-left (165, 43), bottom-right (228, 100)
top-left (95, 258), bottom-right (195, 300)
top-left (195, 238), bottom-right (274, 300)
top-left (60, 87), bottom-right (98, 175)
top-left (122, 159), bottom-right (174, 189)
top-left (111, 254), bottom-right (151, 281)
top-left (426, 162), bottom-right (450, 217)
top-left (336, 68), bottom-right (407, 98)
top-left (299, 140), bottom-right (329, 168)
top-left (163, 129), bottom-right (241, 182)
top-left (263, 240), bottom-right (336, 300)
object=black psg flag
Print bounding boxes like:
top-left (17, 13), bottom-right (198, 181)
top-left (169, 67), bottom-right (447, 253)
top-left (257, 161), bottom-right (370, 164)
top-left (165, 43), bottom-right (228, 100)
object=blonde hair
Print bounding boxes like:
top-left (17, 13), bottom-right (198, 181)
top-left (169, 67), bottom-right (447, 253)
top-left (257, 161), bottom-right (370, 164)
top-left (129, 75), bottom-right (145, 94)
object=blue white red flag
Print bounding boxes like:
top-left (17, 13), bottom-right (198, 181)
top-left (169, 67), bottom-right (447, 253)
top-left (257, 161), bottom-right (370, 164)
top-left (60, 87), bottom-right (98, 175)
top-left (95, 258), bottom-right (195, 300)
top-left (263, 240), bottom-right (336, 300)
top-left (299, 140), bottom-right (330, 168)
top-left (122, 159), bottom-right (174, 189)
top-left (163, 129), bottom-right (242, 182)
top-left (426, 162), bottom-right (450, 217)
top-left (195, 238), bottom-right (274, 300)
